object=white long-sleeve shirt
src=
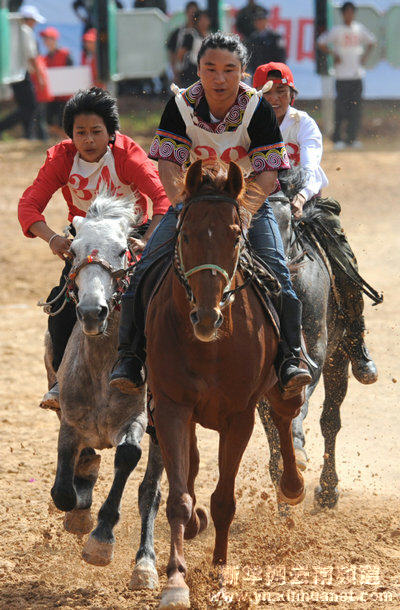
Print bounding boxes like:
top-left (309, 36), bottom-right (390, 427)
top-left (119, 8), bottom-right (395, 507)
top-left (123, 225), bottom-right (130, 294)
top-left (317, 22), bottom-right (376, 80)
top-left (279, 106), bottom-right (328, 202)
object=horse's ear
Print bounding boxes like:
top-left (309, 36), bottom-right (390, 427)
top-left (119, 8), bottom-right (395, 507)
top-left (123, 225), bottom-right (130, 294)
top-left (185, 159), bottom-right (203, 196)
top-left (225, 162), bottom-right (244, 199)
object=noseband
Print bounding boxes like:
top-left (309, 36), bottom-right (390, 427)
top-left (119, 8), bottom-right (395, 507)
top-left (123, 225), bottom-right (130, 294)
top-left (173, 194), bottom-right (246, 309)
top-left (67, 249), bottom-right (135, 311)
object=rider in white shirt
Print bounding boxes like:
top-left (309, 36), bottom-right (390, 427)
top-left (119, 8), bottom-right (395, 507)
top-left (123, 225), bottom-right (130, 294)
top-left (253, 61), bottom-right (379, 385)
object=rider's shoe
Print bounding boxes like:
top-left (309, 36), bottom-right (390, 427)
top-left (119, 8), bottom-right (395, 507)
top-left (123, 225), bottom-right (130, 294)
top-left (277, 347), bottom-right (312, 400)
top-left (40, 381), bottom-right (60, 411)
top-left (345, 335), bottom-right (378, 384)
top-left (109, 298), bottom-right (146, 394)
top-left (110, 355), bottom-right (146, 394)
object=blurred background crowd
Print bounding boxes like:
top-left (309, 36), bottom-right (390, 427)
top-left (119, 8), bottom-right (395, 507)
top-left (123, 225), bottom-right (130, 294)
top-left (0, 0), bottom-right (398, 146)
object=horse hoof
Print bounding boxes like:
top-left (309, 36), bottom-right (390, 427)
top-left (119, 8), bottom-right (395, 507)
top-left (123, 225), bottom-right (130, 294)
top-left (129, 559), bottom-right (159, 590)
top-left (314, 484), bottom-right (340, 509)
top-left (159, 586), bottom-right (190, 609)
top-left (82, 534), bottom-right (114, 566)
top-left (278, 478), bottom-right (306, 506)
top-left (196, 506), bottom-right (208, 534)
top-left (64, 509), bottom-right (93, 535)
top-left (51, 486), bottom-right (77, 513)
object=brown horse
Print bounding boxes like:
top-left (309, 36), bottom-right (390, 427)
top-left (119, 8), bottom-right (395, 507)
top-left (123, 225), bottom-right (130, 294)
top-left (146, 160), bottom-right (305, 608)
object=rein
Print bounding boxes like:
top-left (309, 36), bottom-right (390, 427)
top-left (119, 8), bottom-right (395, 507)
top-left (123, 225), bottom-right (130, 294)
top-left (173, 193), bottom-right (253, 309)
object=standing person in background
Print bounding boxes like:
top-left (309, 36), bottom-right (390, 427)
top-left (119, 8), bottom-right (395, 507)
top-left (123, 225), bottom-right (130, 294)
top-left (0, 5), bottom-right (46, 140)
top-left (40, 27), bottom-right (74, 137)
top-left (81, 28), bottom-right (102, 87)
top-left (166, 1), bottom-right (199, 82)
top-left (317, 1), bottom-right (376, 150)
top-left (175, 10), bottom-right (211, 87)
top-left (246, 7), bottom-right (287, 76)
top-left (235, 0), bottom-right (265, 41)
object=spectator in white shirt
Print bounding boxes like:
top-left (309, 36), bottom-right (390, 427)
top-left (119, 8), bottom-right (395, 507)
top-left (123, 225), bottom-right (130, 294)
top-left (0, 5), bottom-right (46, 139)
top-left (317, 1), bottom-right (376, 150)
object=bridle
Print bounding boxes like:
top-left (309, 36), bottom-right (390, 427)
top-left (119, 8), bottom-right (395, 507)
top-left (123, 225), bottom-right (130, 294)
top-left (67, 248), bottom-right (136, 311)
top-left (173, 193), bottom-right (252, 310)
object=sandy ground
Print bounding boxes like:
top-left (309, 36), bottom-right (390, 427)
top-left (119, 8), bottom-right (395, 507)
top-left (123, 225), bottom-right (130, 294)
top-left (0, 138), bottom-right (399, 609)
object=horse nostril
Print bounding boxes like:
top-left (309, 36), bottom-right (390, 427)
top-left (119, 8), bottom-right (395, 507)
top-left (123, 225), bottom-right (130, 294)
top-left (190, 310), bottom-right (199, 325)
top-left (99, 305), bottom-right (108, 321)
top-left (214, 313), bottom-right (224, 328)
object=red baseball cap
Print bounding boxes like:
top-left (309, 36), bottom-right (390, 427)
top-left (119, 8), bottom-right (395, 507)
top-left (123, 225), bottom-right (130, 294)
top-left (253, 62), bottom-right (298, 93)
top-left (40, 26), bottom-right (60, 40)
top-left (83, 28), bottom-right (97, 42)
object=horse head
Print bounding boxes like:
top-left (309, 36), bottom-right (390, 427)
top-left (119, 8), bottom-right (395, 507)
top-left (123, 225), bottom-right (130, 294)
top-left (177, 159), bottom-right (246, 342)
top-left (270, 166), bottom-right (309, 253)
top-left (69, 194), bottom-right (139, 336)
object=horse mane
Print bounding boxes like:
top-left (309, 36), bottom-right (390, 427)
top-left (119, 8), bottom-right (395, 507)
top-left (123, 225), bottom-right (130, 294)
top-left (85, 192), bottom-right (140, 226)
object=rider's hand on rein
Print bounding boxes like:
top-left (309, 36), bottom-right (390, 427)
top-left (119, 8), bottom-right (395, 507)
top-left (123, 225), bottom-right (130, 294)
top-left (291, 193), bottom-right (306, 220)
top-left (49, 234), bottom-right (73, 261)
top-left (129, 236), bottom-right (147, 254)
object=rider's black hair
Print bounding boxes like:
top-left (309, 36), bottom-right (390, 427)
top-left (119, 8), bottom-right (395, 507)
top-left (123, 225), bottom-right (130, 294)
top-left (197, 31), bottom-right (248, 68)
top-left (341, 2), bottom-right (356, 12)
top-left (63, 87), bottom-right (120, 138)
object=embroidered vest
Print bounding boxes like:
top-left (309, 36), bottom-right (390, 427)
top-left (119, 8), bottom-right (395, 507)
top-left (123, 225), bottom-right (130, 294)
top-left (67, 147), bottom-right (134, 212)
top-left (173, 83), bottom-right (263, 177)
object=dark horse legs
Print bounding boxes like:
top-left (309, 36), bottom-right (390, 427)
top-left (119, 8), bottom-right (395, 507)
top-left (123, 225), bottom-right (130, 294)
top-left (82, 421), bottom-right (144, 566)
top-left (64, 448), bottom-right (101, 535)
top-left (315, 345), bottom-right (349, 508)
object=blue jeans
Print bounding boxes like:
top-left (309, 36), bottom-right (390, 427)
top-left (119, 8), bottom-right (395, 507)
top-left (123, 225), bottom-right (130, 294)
top-left (124, 200), bottom-right (298, 302)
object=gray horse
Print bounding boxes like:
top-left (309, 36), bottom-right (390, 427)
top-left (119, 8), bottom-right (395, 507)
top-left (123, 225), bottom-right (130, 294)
top-left (258, 172), bottom-right (348, 509)
top-left (44, 194), bottom-right (163, 588)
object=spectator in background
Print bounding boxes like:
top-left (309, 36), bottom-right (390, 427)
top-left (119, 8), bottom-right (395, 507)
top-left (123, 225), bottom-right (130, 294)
top-left (246, 7), bottom-right (287, 76)
top-left (317, 1), bottom-right (376, 150)
top-left (134, 0), bottom-right (167, 14)
top-left (72, 0), bottom-right (124, 41)
top-left (235, 0), bottom-right (265, 41)
top-left (81, 28), bottom-right (102, 87)
top-left (166, 1), bottom-right (199, 81)
top-left (40, 27), bottom-right (73, 136)
top-left (175, 10), bottom-right (211, 87)
top-left (0, 5), bottom-right (46, 140)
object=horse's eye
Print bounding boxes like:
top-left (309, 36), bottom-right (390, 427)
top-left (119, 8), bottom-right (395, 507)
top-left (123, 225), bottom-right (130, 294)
top-left (119, 249), bottom-right (126, 257)
top-left (69, 248), bottom-right (76, 257)
top-left (182, 233), bottom-right (189, 244)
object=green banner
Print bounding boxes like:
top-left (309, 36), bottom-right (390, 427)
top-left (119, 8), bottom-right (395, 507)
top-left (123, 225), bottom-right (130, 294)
top-left (385, 6), bottom-right (400, 67)
top-left (108, 0), bottom-right (117, 77)
top-left (0, 7), bottom-right (10, 84)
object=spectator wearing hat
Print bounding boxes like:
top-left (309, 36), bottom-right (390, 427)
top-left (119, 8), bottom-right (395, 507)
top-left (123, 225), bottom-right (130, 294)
top-left (40, 27), bottom-right (74, 135)
top-left (246, 7), bottom-right (287, 76)
top-left (81, 28), bottom-right (102, 87)
top-left (0, 4), bottom-right (46, 139)
top-left (235, 0), bottom-right (265, 41)
top-left (317, 1), bottom-right (376, 149)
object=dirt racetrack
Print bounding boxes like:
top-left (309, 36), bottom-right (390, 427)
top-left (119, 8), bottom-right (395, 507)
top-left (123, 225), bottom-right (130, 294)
top-left (0, 137), bottom-right (399, 609)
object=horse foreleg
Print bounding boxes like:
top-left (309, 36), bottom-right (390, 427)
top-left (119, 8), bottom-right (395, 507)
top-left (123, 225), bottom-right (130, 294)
top-left (82, 420), bottom-right (145, 567)
top-left (184, 422), bottom-right (208, 541)
top-left (315, 345), bottom-right (349, 509)
top-left (267, 385), bottom-right (305, 506)
top-left (51, 420), bottom-right (81, 512)
top-left (154, 402), bottom-right (193, 609)
top-left (64, 447), bottom-right (101, 535)
top-left (257, 399), bottom-right (281, 488)
top-left (211, 410), bottom-right (254, 566)
top-left (130, 437), bottom-right (164, 591)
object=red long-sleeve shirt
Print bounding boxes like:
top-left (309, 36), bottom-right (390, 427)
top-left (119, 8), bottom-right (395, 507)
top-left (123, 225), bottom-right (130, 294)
top-left (18, 132), bottom-right (170, 238)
